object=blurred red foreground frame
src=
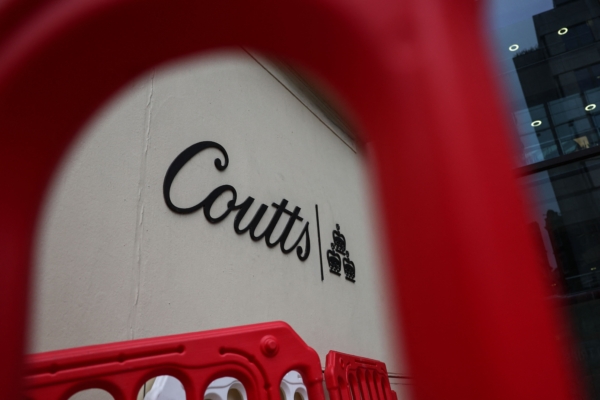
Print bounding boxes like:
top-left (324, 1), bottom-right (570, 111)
top-left (0, 0), bottom-right (583, 399)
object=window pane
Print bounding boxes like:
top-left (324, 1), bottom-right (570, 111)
top-left (521, 157), bottom-right (600, 396)
top-left (488, 1), bottom-right (600, 397)
top-left (487, 0), bottom-right (600, 167)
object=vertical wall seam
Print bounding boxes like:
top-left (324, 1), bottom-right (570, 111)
top-left (131, 72), bottom-right (154, 340)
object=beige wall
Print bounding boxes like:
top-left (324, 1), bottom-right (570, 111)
top-left (31, 50), bottom-right (407, 384)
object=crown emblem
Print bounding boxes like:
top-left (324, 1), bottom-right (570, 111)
top-left (342, 251), bottom-right (355, 283)
top-left (327, 224), bottom-right (356, 282)
top-left (332, 224), bottom-right (346, 254)
top-left (327, 243), bottom-right (341, 276)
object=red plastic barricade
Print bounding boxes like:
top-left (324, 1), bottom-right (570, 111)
top-left (23, 321), bottom-right (324, 400)
top-left (324, 351), bottom-right (397, 400)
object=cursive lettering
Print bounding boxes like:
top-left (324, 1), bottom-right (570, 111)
top-left (163, 141), bottom-right (310, 261)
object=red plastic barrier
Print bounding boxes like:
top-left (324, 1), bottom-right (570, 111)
top-left (23, 321), bottom-right (324, 400)
top-left (324, 351), bottom-right (397, 400)
top-left (0, 0), bottom-right (584, 400)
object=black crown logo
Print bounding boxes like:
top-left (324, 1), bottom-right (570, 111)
top-left (327, 224), bottom-right (356, 283)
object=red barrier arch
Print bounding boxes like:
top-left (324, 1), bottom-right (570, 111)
top-left (0, 1), bottom-right (582, 400)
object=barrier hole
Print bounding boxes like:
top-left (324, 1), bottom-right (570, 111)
top-left (337, 376), bottom-right (348, 400)
top-left (379, 377), bottom-right (386, 400)
top-left (204, 377), bottom-right (247, 400)
top-left (280, 371), bottom-right (308, 400)
top-left (364, 371), bottom-right (375, 400)
top-left (348, 373), bottom-right (360, 400)
top-left (228, 387), bottom-right (244, 400)
top-left (68, 388), bottom-right (114, 400)
top-left (356, 370), bottom-right (366, 400)
top-left (372, 374), bottom-right (383, 400)
top-left (139, 375), bottom-right (185, 400)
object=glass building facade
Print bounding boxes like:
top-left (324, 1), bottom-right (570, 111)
top-left (488, 0), bottom-right (600, 397)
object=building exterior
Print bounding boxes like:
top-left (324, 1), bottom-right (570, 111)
top-left (31, 51), bottom-right (409, 399)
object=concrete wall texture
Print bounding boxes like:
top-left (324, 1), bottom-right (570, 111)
top-left (30, 50), bottom-right (410, 397)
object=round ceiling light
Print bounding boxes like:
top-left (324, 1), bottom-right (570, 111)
top-left (509, 44), bottom-right (519, 52)
top-left (531, 120), bottom-right (542, 127)
top-left (558, 27), bottom-right (568, 35)
top-left (585, 104), bottom-right (596, 111)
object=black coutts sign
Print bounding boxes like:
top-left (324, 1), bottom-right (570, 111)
top-left (163, 141), bottom-right (310, 261)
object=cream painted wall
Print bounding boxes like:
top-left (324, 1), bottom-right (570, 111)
top-left (31, 50), bottom-right (407, 384)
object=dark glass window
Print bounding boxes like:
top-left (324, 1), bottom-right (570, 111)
top-left (565, 22), bottom-right (595, 50)
top-left (521, 159), bottom-right (600, 395)
top-left (545, 22), bottom-right (595, 56)
top-left (572, 64), bottom-right (600, 93)
top-left (554, 0), bottom-right (579, 6)
top-left (488, 0), bottom-right (600, 397)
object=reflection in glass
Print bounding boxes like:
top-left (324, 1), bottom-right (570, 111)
top-left (522, 157), bottom-right (600, 396)
top-left (488, 0), bottom-right (600, 398)
top-left (488, 0), bottom-right (600, 167)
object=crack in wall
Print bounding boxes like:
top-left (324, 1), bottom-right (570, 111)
top-left (130, 72), bottom-right (154, 340)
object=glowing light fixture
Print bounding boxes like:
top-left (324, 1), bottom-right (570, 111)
top-left (509, 44), bottom-right (519, 52)
top-left (585, 104), bottom-right (597, 111)
top-left (531, 120), bottom-right (542, 127)
top-left (558, 27), bottom-right (568, 35)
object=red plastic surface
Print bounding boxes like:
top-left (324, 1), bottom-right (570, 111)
top-left (0, 0), bottom-right (583, 400)
top-left (325, 351), bottom-right (397, 400)
top-left (23, 321), bottom-right (324, 400)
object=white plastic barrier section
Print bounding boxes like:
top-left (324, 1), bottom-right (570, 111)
top-left (279, 371), bottom-right (308, 400)
top-left (144, 371), bottom-right (307, 400)
top-left (204, 377), bottom-right (247, 400)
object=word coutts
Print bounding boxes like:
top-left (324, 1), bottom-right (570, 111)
top-left (163, 141), bottom-right (310, 261)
